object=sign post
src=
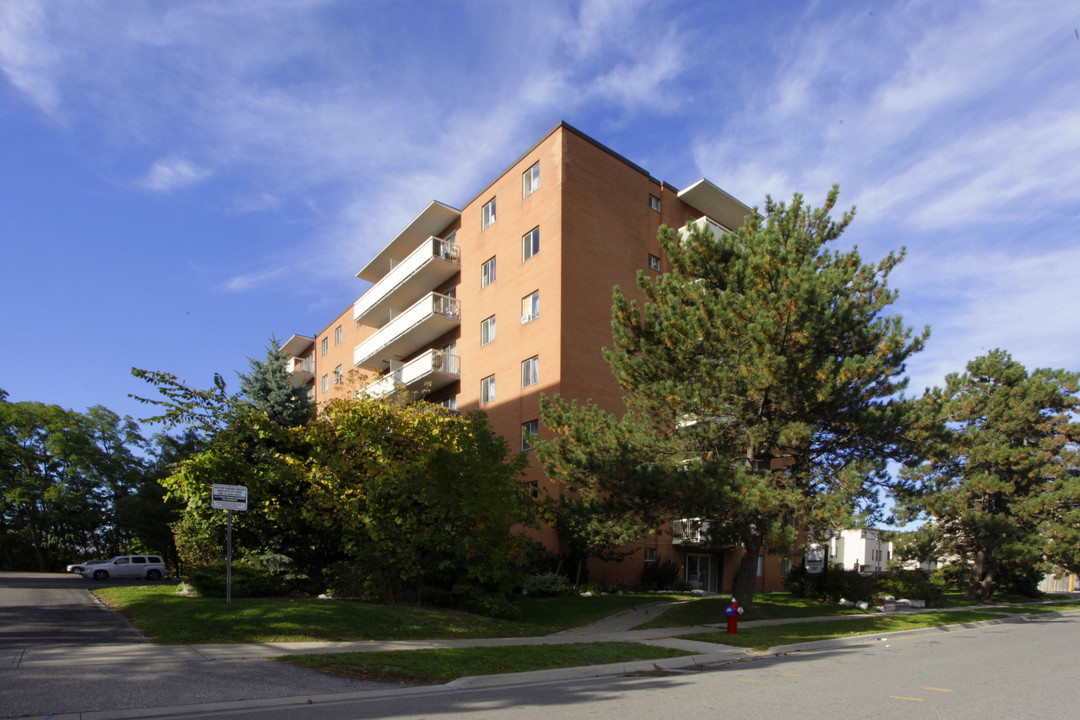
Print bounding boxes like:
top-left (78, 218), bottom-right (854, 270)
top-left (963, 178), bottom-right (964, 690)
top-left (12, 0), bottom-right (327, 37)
top-left (211, 484), bottom-right (248, 606)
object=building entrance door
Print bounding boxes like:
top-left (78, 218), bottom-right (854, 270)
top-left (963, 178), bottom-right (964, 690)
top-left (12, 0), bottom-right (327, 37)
top-left (686, 553), bottom-right (719, 592)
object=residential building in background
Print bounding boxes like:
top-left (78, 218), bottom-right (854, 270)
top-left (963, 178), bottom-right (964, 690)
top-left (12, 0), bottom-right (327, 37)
top-left (288, 121), bottom-right (794, 593)
top-left (828, 528), bottom-right (894, 573)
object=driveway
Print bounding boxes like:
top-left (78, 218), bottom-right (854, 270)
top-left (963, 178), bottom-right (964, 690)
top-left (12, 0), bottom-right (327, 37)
top-left (0, 571), bottom-right (149, 646)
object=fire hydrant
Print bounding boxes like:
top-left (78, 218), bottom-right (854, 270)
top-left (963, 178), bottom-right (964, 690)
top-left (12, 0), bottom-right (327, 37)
top-left (725, 597), bottom-right (744, 634)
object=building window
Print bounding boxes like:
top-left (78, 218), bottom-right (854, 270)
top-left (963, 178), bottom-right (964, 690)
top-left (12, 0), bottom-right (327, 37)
top-left (522, 162), bottom-right (539, 198)
top-left (756, 555), bottom-right (764, 577)
top-left (522, 227), bottom-right (540, 262)
top-left (781, 557), bottom-right (792, 577)
top-left (482, 197), bottom-right (496, 229)
top-left (649, 194), bottom-right (660, 212)
top-left (438, 397), bottom-right (457, 411)
top-left (481, 375), bottom-right (496, 405)
top-left (521, 355), bottom-right (539, 388)
top-left (643, 548), bottom-right (657, 563)
top-left (320, 338), bottom-right (328, 356)
top-left (481, 315), bottom-right (496, 346)
top-left (648, 253), bottom-right (661, 271)
top-left (333, 365), bottom-right (342, 384)
top-left (334, 326), bottom-right (342, 345)
top-left (320, 374), bottom-right (328, 392)
top-left (521, 290), bottom-right (539, 324)
top-left (521, 419), bottom-right (538, 451)
top-left (481, 257), bottom-right (496, 288)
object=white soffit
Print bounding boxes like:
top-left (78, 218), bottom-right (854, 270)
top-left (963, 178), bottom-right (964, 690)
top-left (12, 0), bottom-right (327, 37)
top-left (280, 334), bottom-right (314, 357)
top-left (678, 179), bottom-right (754, 231)
top-left (356, 201), bottom-right (461, 282)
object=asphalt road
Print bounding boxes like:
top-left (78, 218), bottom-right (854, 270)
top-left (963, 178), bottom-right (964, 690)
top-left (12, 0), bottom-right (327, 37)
top-left (153, 613), bottom-right (1080, 720)
top-left (0, 572), bottom-right (388, 718)
top-left (0, 570), bottom-right (150, 646)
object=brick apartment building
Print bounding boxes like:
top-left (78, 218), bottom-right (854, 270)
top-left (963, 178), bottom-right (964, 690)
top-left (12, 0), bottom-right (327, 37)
top-left (283, 122), bottom-right (791, 594)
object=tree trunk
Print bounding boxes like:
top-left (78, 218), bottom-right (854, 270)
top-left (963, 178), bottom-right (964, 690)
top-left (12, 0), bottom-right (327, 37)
top-left (732, 536), bottom-right (762, 607)
top-left (966, 548), bottom-right (996, 601)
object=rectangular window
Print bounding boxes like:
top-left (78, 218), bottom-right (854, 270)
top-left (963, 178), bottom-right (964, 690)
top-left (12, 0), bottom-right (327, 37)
top-left (522, 227), bottom-right (539, 262)
top-left (320, 338), bottom-right (328, 356)
top-left (320, 374), bottom-right (328, 392)
top-left (438, 397), bottom-right (457, 411)
top-left (521, 419), bottom-right (538, 451)
top-left (522, 162), bottom-right (539, 198)
top-left (521, 355), bottom-right (539, 388)
top-left (521, 290), bottom-right (539, 324)
top-left (649, 194), bottom-right (661, 212)
top-left (481, 375), bottom-right (496, 405)
top-left (481, 257), bottom-right (496, 288)
top-left (334, 326), bottom-right (342, 345)
top-left (648, 253), bottom-right (661, 271)
top-left (643, 548), bottom-right (657, 563)
top-left (482, 197), bottom-right (496, 229)
top-left (481, 315), bottom-right (496, 346)
top-left (333, 365), bottom-right (342, 384)
top-left (756, 555), bottom-right (764, 577)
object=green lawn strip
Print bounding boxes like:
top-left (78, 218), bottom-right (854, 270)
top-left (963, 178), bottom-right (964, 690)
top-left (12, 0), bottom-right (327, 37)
top-left (990, 601), bottom-right (1080, 614)
top-left (677, 610), bottom-right (1007, 650)
top-left (278, 642), bottom-right (693, 685)
top-left (93, 585), bottom-right (675, 644)
top-left (635, 593), bottom-right (867, 629)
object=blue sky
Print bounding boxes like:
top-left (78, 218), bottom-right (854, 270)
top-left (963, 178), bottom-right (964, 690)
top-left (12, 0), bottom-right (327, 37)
top-left (1, 0), bottom-right (1078, 430)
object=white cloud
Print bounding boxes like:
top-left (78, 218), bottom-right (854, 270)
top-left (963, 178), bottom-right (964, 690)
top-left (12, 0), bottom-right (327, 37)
top-left (140, 157), bottom-right (213, 193)
top-left (0, 1), bottom-right (64, 116)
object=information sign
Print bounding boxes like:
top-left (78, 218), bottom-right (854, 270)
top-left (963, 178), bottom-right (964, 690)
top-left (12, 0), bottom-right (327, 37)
top-left (211, 484), bottom-right (248, 511)
top-left (805, 542), bottom-right (825, 574)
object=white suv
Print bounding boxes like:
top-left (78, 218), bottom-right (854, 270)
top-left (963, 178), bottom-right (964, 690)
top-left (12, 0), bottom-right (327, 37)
top-left (81, 555), bottom-right (167, 581)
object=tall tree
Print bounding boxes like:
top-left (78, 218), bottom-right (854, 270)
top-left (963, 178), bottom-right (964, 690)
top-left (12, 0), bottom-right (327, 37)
top-left (897, 350), bottom-right (1080, 600)
top-left (544, 187), bottom-right (927, 605)
top-left (0, 392), bottom-right (150, 569)
top-left (238, 338), bottom-right (313, 428)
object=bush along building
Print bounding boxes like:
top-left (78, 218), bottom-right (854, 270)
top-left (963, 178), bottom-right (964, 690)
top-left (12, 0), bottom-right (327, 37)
top-left (283, 121), bottom-right (795, 593)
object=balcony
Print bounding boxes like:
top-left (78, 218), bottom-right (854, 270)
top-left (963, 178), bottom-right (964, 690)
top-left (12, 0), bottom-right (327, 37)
top-left (354, 291), bottom-right (460, 369)
top-left (679, 216), bottom-right (731, 243)
top-left (362, 349), bottom-right (460, 399)
top-left (285, 356), bottom-right (315, 387)
top-left (354, 235), bottom-right (460, 327)
top-left (671, 518), bottom-right (714, 546)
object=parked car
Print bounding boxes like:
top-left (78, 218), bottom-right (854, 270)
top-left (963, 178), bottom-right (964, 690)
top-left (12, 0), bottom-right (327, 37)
top-left (80, 555), bottom-right (167, 581)
top-left (66, 560), bottom-right (104, 573)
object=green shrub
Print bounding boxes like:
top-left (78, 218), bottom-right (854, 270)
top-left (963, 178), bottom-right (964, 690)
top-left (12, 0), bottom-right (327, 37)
top-left (873, 569), bottom-right (944, 606)
top-left (185, 561), bottom-right (286, 598)
top-left (522, 571), bottom-right (572, 597)
top-left (641, 560), bottom-right (682, 590)
top-left (785, 565), bottom-right (875, 602)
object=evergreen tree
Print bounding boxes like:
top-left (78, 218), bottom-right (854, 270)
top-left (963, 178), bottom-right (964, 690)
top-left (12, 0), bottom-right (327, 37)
top-left (897, 350), bottom-right (1080, 600)
top-left (543, 187), bottom-right (927, 605)
top-left (238, 337), bottom-right (312, 428)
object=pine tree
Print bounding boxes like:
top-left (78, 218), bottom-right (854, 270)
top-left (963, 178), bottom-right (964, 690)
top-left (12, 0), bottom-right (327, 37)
top-left (544, 187), bottom-right (927, 606)
top-left (238, 337), bottom-right (313, 428)
top-left (898, 350), bottom-right (1080, 599)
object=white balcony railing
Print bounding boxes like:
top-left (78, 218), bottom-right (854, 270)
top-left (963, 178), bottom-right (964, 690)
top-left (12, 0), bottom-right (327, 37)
top-left (354, 291), bottom-right (461, 369)
top-left (354, 236), bottom-right (460, 327)
top-left (362, 349), bottom-right (460, 399)
top-left (679, 216), bottom-right (730, 243)
top-left (671, 518), bottom-right (713, 545)
top-left (287, 357), bottom-right (315, 375)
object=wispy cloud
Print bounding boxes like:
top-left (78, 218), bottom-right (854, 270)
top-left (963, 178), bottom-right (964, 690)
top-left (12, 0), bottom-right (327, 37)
top-left (140, 157), bottom-right (213, 192)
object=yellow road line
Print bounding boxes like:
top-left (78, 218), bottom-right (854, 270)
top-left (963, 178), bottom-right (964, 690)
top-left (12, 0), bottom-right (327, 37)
top-left (890, 696), bottom-right (924, 702)
top-left (739, 678), bottom-right (764, 683)
top-left (922, 687), bottom-right (953, 692)
top-left (781, 673), bottom-right (802, 677)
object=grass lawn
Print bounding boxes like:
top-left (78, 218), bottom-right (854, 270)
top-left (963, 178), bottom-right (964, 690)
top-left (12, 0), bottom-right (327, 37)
top-left (678, 610), bottom-right (1010, 650)
top-left (93, 584), bottom-right (677, 644)
top-left (635, 592), bottom-right (867, 629)
top-left (280, 642), bottom-right (693, 685)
